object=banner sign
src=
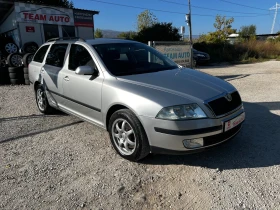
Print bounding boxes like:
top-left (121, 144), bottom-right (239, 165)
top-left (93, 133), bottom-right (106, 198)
top-left (73, 10), bottom-right (94, 27)
top-left (15, 2), bottom-right (74, 26)
top-left (154, 43), bottom-right (191, 66)
top-left (26, 26), bottom-right (35, 32)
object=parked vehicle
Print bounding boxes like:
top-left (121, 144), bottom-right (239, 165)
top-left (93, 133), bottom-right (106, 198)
top-left (193, 49), bottom-right (210, 65)
top-left (29, 38), bottom-right (245, 161)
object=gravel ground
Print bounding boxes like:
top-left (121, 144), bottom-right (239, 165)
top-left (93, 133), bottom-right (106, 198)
top-left (1, 61), bottom-right (280, 209)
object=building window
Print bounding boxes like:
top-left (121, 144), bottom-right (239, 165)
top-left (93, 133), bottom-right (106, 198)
top-left (62, 26), bottom-right (76, 37)
top-left (43, 24), bottom-right (59, 41)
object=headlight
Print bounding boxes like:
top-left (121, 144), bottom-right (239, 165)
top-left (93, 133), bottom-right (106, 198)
top-left (156, 104), bottom-right (207, 120)
top-left (196, 53), bottom-right (206, 57)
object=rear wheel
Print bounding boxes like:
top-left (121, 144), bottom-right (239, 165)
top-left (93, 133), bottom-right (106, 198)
top-left (108, 109), bottom-right (150, 161)
top-left (35, 85), bottom-right (53, 114)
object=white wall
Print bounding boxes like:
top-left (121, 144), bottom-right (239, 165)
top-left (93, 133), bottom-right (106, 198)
top-left (0, 10), bottom-right (17, 33)
top-left (77, 27), bottom-right (94, 39)
top-left (18, 22), bottom-right (44, 47)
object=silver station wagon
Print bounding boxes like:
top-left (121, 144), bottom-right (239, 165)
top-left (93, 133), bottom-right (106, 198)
top-left (28, 38), bottom-right (245, 161)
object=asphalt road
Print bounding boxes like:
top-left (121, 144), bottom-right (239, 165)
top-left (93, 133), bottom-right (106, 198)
top-left (1, 61), bottom-right (280, 209)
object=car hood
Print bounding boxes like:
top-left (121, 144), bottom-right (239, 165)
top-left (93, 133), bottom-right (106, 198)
top-left (117, 68), bottom-right (235, 102)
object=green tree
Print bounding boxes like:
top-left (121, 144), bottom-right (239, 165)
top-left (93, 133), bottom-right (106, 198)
top-left (15, 0), bottom-right (74, 8)
top-left (117, 31), bottom-right (137, 40)
top-left (94, 29), bottom-right (103, 38)
top-left (239, 25), bottom-right (257, 38)
top-left (213, 15), bottom-right (235, 42)
top-left (135, 22), bottom-right (181, 43)
top-left (137, 10), bottom-right (158, 32)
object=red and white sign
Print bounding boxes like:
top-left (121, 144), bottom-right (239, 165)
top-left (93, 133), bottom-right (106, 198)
top-left (224, 112), bottom-right (245, 132)
top-left (15, 2), bottom-right (74, 26)
top-left (22, 13), bottom-right (70, 23)
top-left (26, 26), bottom-right (35, 32)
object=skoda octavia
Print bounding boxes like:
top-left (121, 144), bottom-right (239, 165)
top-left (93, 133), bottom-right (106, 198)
top-left (28, 38), bottom-right (245, 161)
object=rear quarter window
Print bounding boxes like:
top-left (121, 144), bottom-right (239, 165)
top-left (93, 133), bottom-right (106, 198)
top-left (33, 45), bottom-right (50, 63)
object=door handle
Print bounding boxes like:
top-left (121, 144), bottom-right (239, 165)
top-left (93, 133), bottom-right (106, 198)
top-left (64, 76), bottom-right (70, 81)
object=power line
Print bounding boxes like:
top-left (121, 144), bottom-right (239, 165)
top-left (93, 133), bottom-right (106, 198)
top-left (159, 0), bottom-right (269, 15)
top-left (219, 0), bottom-right (269, 11)
top-left (90, 0), bottom-right (270, 18)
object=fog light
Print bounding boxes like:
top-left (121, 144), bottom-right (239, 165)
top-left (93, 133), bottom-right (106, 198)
top-left (183, 138), bottom-right (204, 149)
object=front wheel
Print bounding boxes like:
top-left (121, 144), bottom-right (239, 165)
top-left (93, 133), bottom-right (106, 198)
top-left (35, 85), bottom-right (53, 114)
top-left (108, 109), bottom-right (150, 161)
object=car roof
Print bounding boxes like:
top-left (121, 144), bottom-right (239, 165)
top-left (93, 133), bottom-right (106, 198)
top-left (86, 38), bottom-right (138, 45)
top-left (45, 38), bottom-right (138, 45)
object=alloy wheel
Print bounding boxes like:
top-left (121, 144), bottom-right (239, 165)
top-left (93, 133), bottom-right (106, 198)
top-left (5, 43), bottom-right (17, 54)
top-left (37, 88), bottom-right (46, 111)
top-left (112, 119), bottom-right (136, 155)
top-left (11, 54), bottom-right (23, 67)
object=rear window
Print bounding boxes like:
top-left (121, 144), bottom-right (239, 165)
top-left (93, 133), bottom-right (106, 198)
top-left (33, 45), bottom-right (49, 63)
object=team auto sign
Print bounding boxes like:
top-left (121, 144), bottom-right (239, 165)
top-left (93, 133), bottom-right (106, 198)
top-left (15, 2), bottom-right (74, 26)
top-left (154, 43), bottom-right (191, 67)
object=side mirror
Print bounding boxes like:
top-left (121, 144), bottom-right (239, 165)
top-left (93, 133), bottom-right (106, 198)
top-left (75, 66), bottom-right (97, 75)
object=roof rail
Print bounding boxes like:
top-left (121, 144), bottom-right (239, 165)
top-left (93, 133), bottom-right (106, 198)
top-left (46, 37), bottom-right (86, 42)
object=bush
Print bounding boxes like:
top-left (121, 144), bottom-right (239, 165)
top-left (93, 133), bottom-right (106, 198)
top-left (194, 40), bottom-right (280, 63)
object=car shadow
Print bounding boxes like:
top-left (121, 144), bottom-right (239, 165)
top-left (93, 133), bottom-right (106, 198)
top-left (141, 101), bottom-right (280, 170)
top-left (0, 113), bottom-right (65, 122)
top-left (217, 74), bottom-right (250, 81)
top-left (0, 120), bottom-right (83, 144)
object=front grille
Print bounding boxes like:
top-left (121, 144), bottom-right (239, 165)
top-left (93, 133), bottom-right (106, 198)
top-left (207, 91), bottom-right (242, 116)
top-left (204, 124), bottom-right (242, 146)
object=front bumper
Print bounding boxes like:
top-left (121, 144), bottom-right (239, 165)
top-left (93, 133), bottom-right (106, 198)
top-left (139, 107), bottom-right (244, 154)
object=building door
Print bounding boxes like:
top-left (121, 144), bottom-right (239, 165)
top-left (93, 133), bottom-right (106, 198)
top-left (43, 24), bottom-right (59, 41)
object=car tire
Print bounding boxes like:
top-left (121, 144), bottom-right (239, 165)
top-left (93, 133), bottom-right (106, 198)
top-left (7, 53), bottom-right (23, 67)
top-left (23, 67), bottom-right (29, 74)
top-left (23, 42), bottom-right (38, 54)
top-left (3, 42), bottom-right (18, 54)
top-left (10, 78), bottom-right (20, 85)
top-left (35, 84), bottom-right (53, 114)
top-left (9, 72), bottom-right (19, 79)
top-left (24, 73), bottom-right (29, 79)
top-left (8, 66), bottom-right (22, 73)
top-left (108, 109), bottom-right (150, 161)
top-left (24, 79), bottom-right (30, 85)
top-left (22, 53), bottom-right (34, 67)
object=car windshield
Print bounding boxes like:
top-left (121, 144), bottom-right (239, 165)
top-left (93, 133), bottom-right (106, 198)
top-left (92, 43), bottom-right (178, 76)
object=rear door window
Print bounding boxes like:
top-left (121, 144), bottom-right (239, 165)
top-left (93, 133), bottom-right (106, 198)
top-left (45, 44), bottom-right (68, 67)
top-left (33, 45), bottom-right (49, 63)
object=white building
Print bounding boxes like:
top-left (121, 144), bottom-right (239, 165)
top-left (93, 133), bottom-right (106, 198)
top-left (0, 1), bottom-right (99, 50)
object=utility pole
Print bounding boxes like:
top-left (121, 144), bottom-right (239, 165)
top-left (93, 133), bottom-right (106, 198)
top-left (270, 2), bottom-right (280, 34)
top-left (187, 0), bottom-right (193, 68)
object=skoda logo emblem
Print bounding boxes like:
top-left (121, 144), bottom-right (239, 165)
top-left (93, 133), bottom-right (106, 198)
top-left (225, 93), bottom-right (232, 102)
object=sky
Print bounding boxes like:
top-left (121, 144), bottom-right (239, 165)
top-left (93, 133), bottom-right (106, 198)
top-left (73, 0), bottom-right (280, 35)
